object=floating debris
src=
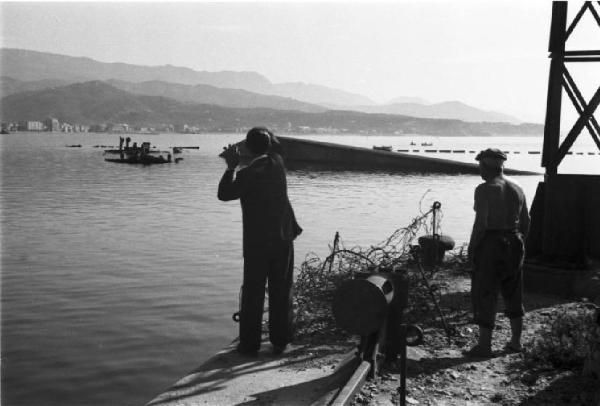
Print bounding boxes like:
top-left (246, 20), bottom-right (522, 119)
top-left (171, 146), bottom-right (200, 150)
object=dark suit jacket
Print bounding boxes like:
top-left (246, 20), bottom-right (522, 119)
top-left (218, 153), bottom-right (302, 257)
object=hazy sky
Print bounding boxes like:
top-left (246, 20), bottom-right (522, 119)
top-left (1, 1), bottom-right (599, 122)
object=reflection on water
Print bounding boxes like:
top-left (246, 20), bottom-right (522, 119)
top-left (0, 132), bottom-right (595, 405)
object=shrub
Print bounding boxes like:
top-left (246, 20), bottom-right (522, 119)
top-left (524, 302), bottom-right (600, 371)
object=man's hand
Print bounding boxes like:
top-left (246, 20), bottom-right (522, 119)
top-left (221, 144), bottom-right (240, 169)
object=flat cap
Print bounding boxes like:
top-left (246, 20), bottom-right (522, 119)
top-left (475, 148), bottom-right (507, 161)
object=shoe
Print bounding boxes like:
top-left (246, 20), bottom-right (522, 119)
top-left (504, 342), bottom-right (523, 353)
top-left (462, 344), bottom-right (493, 359)
top-left (272, 344), bottom-right (287, 355)
top-left (236, 344), bottom-right (258, 357)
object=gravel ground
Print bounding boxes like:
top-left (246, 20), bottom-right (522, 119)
top-left (150, 265), bottom-right (600, 405)
top-left (350, 269), bottom-right (600, 406)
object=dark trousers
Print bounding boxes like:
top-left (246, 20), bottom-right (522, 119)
top-left (239, 241), bottom-right (294, 351)
top-left (472, 231), bottom-right (525, 330)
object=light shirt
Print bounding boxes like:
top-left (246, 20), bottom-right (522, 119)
top-left (249, 154), bottom-right (268, 166)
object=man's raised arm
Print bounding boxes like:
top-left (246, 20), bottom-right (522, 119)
top-left (218, 144), bottom-right (247, 201)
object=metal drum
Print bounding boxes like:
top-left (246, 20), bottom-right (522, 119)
top-left (332, 274), bottom-right (394, 336)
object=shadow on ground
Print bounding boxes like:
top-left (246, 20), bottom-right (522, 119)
top-left (237, 356), bottom-right (359, 405)
top-left (147, 342), bottom-right (352, 405)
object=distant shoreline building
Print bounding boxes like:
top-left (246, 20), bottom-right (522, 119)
top-left (61, 122), bottom-right (73, 133)
top-left (44, 117), bottom-right (60, 132)
top-left (1, 122), bottom-right (19, 132)
top-left (18, 121), bottom-right (44, 131)
top-left (109, 123), bottom-right (129, 133)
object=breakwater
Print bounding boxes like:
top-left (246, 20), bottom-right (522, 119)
top-left (277, 136), bottom-right (540, 175)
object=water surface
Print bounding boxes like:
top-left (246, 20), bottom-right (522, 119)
top-left (1, 132), bottom-right (595, 405)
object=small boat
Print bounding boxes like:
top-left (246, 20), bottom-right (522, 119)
top-left (105, 154), bottom-right (172, 164)
top-left (66, 144), bottom-right (82, 148)
top-left (410, 141), bottom-right (416, 146)
top-left (372, 145), bottom-right (393, 152)
top-left (104, 138), bottom-right (173, 165)
top-left (172, 147), bottom-right (183, 154)
top-left (421, 142), bottom-right (433, 147)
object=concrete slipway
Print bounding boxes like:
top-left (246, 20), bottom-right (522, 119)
top-left (146, 340), bottom-right (359, 405)
top-left (146, 338), bottom-right (427, 405)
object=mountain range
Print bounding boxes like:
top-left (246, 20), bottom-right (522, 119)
top-left (346, 101), bottom-right (521, 124)
top-left (0, 48), bottom-right (529, 125)
top-left (1, 48), bottom-right (373, 107)
top-left (0, 80), bottom-right (542, 136)
top-left (0, 76), bottom-right (71, 97)
top-left (1, 76), bottom-right (324, 113)
top-left (104, 79), bottom-right (326, 113)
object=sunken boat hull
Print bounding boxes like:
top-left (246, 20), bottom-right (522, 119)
top-left (277, 136), bottom-right (539, 175)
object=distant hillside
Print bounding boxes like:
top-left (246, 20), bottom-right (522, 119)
top-left (1, 48), bottom-right (270, 89)
top-left (266, 82), bottom-right (374, 106)
top-left (1, 48), bottom-right (374, 107)
top-left (0, 76), bottom-right (70, 97)
top-left (0, 81), bottom-right (543, 136)
top-left (386, 96), bottom-right (430, 105)
top-left (346, 100), bottom-right (523, 124)
top-left (2, 48), bottom-right (529, 123)
top-left (105, 79), bottom-right (326, 113)
top-left (0, 81), bottom-right (183, 124)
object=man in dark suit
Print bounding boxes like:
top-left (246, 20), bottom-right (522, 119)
top-left (218, 127), bottom-right (302, 356)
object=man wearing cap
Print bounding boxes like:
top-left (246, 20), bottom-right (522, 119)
top-left (218, 127), bottom-right (302, 356)
top-left (465, 148), bottom-right (530, 358)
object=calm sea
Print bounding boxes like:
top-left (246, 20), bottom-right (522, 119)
top-left (1, 132), bottom-right (596, 406)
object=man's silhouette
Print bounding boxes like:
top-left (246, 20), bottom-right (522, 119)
top-left (218, 127), bottom-right (301, 356)
top-left (465, 148), bottom-right (530, 358)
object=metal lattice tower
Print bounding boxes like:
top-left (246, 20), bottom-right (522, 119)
top-left (542, 1), bottom-right (600, 175)
top-left (524, 1), bottom-right (600, 278)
